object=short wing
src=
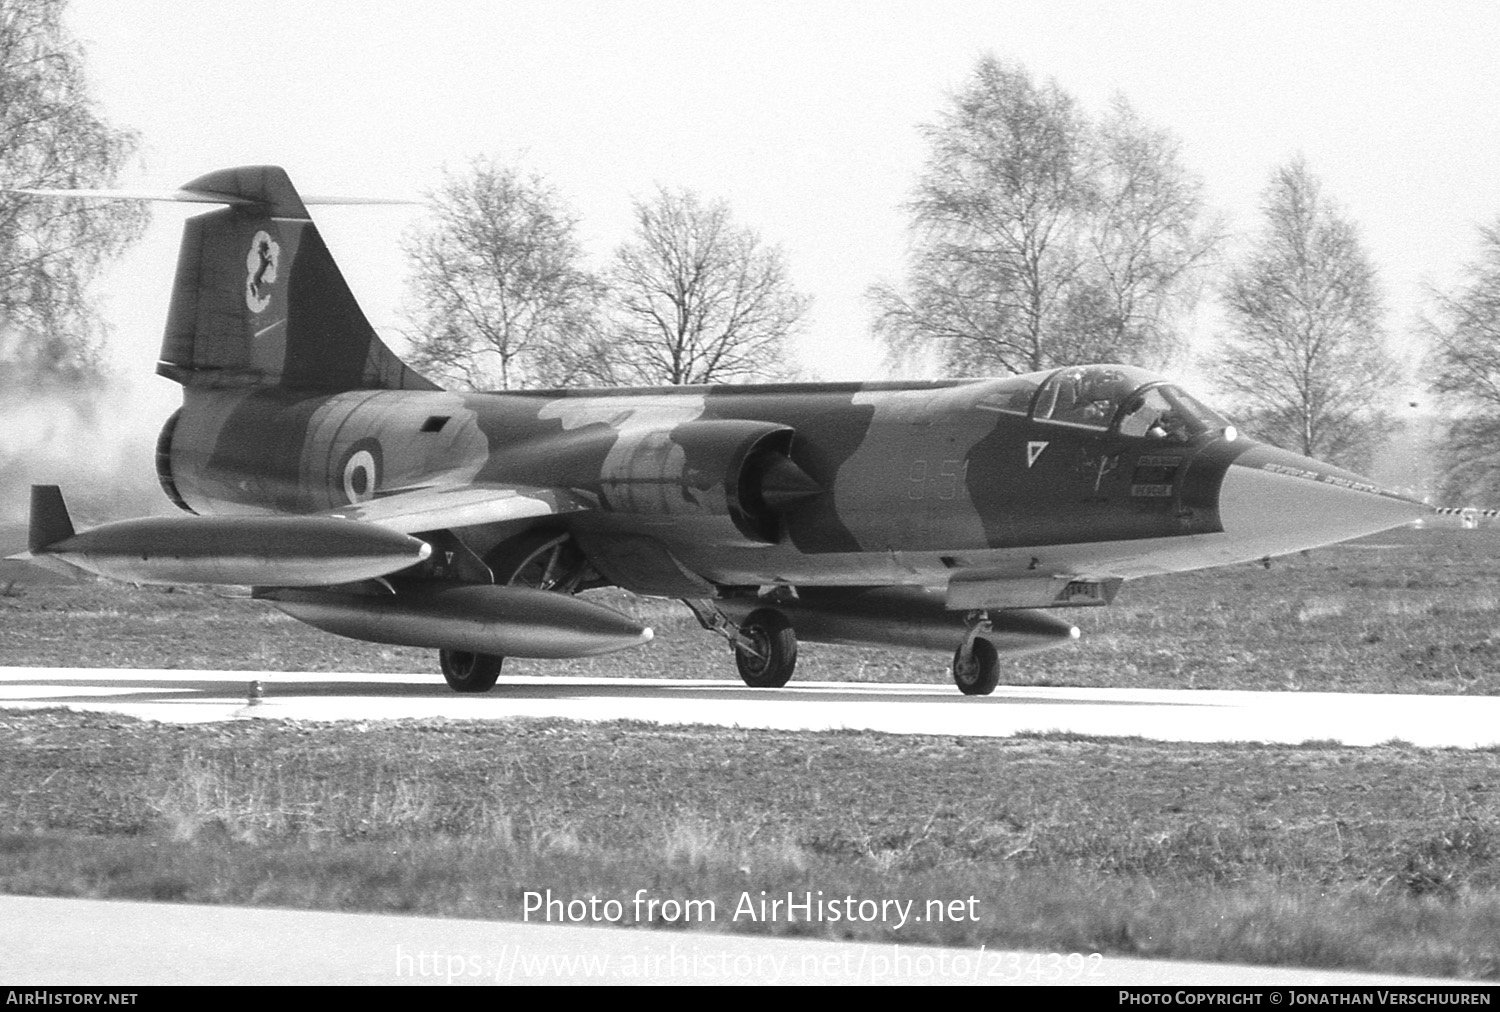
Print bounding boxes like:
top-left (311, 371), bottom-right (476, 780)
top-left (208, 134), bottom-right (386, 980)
top-left (323, 483), bottom-right (592, 534)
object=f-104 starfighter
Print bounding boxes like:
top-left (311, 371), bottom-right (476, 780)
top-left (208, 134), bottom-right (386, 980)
top-left (16, 166), bottom-right (1427, 694)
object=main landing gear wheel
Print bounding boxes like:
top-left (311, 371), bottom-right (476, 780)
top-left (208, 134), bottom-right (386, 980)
top-left (492, 531), bottom-right (589, 593)
top-left (440, 648), bottom-right (503, 693)
top-left (952, 637), bottom-right (1000, 696)
top-left (435, 531), bottom-right (590, 694)
top-left (734, 607), bottom-right (798, 688)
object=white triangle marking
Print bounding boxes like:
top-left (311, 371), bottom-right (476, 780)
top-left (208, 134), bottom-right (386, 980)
top-left (1027, 441), bottom-right (1049, 468)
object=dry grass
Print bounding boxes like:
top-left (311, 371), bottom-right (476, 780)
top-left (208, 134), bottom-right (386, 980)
top-left (3, 710), bottom-right (1500, 977)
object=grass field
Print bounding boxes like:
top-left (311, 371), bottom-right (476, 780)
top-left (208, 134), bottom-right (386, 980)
top-left (3, 710), bottom-right (1499, 979)
top-left (3, 524), bottom-right (1500, 978)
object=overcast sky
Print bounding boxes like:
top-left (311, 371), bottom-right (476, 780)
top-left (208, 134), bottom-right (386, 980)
top-left (64, 0), bottom-right (1500, 417)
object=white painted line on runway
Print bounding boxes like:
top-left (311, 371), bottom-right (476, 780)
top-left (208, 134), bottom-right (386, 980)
top-left (3, 666), bottom-right (1500, 747)
top-left (0, 685), bottom-right (197, 699)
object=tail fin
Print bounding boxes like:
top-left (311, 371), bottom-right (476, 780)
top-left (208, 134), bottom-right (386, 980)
top-left (28, 485), bottom-right (75, 553)
top-left (156, 166), bottom-right (437, 392)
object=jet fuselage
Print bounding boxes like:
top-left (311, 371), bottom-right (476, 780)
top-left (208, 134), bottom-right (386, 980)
top-left (158, 365), bottom-right (1422, 604)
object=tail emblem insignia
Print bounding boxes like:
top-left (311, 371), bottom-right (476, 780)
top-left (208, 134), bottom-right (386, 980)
top-left (245, 231), bottom-right (280, 313)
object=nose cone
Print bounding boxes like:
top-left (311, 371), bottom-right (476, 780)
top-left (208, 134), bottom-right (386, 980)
top-left (1217, 444), bottom-right (1428, 558)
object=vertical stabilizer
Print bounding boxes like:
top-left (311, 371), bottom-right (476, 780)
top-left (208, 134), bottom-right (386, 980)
top-left (157, 166), bottom-right (437, 392)
top-left (28, 485), bottom-right (75, 553)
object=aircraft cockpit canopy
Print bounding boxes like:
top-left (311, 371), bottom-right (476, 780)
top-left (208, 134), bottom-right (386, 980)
top-left (984, 365), bottom-right (1234, 443)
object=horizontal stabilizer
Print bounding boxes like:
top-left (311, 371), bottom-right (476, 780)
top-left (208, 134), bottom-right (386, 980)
top-left (11, 187), bottom-right (255, 205)
top-left (11, 188), bottom-right (416, 209)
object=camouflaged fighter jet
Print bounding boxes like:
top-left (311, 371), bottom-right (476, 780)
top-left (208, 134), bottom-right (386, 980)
top-left (17, 166), bottom-right (1431, 695)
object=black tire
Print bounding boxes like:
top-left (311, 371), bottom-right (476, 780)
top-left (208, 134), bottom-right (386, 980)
top-left (734, 607), bottom-right (797, 688)
top-left (436, 532), bottom-right (587, 693)
top-left (440, 648), bottom-right (503, 693)
top-left (952, 637), bottom-right (1000, 696)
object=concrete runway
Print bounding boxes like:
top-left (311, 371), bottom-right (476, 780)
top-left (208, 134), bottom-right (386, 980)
top-left (2, 665), bottom-right (1500, 747)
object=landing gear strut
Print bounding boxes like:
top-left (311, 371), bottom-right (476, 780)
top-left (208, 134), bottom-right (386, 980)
top-left (684, 599), bottom-right (799, 688)
top-left (435, 531), bottom-right (591, 693)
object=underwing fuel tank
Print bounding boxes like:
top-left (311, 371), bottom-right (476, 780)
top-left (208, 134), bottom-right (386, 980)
top-left (720, 587), bottom-right (1080, 656)
top-left (25, 485), bottom-right (430, 586)
top-left (255, 583), bottom-right (654, 659)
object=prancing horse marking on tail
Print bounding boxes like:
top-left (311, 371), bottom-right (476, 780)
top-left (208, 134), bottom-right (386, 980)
top-left (245, 231), bottom-right (279, 313)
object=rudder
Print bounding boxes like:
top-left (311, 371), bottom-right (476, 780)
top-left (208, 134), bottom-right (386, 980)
top-left (157, 166), bottom-right (436, 392)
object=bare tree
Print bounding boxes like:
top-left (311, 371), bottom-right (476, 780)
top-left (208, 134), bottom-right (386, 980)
top-left (1423, 219), bottom-right (1500, 503)
top-left (873, 57), bottom-right (1088, 375)
top-left (402, 158), bottom-right (604, 390)
top-left (0, 0), bottom-right (148, 387)
top-left (1073, 98), bottom-right (1221, 367)
top-left (1211, 158), bottom-right (1398, 471)
top-left (607, 186), bottom-right (810, 385)
top-left (872, 56), bottom-right (1216, 376)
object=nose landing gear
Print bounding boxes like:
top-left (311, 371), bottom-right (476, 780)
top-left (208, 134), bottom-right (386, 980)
top-left (951, 614), bottom-right (1000, 695)
top-left (732, 607), bottom-right (798, 688)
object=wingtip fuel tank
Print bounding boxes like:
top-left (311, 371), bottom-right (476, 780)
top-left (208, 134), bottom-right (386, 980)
top-left (28, 485), bottom-right (432, 586)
